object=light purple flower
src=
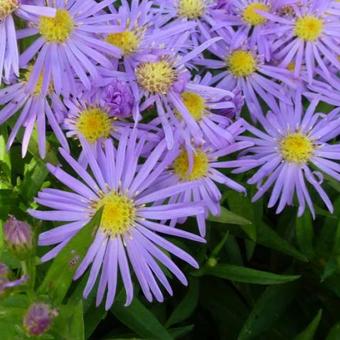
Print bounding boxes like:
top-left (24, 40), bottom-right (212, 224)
top-left (0, 263), bottom-right (28, 296)
top-left (235, 94), bottom-right (340, 217)
top-left (197, 35), bottom-right (296, 119)
top-left (0, 70), bottom-right (69, 158)
top-left (19, 0), bottom-right (121, 96)
top-left (154, 122), bottom-right (255, 236)
top-left (0, 0), bottom-right (55, 84)
top-left (29, 130), bottom-right (205, 309)
top-left (261, 0), bottom-right (340, 83)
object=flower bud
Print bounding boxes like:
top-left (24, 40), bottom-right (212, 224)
top-left (23, 303), bottom-right (58, 337)
top-left (102, 79), bottom-right (134, 118)
top-left (3, 216), bottom-right (33, 258)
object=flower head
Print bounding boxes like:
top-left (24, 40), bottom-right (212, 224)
top-left (236, 95), bottom-right (340, 217)
top-left (19, 0), bottom-right (121, 96)
top-left (29, 130), bottom-right (205, 309)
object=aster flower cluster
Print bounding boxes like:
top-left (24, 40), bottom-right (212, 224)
top-left (1, 0), bottom-right (340, 319)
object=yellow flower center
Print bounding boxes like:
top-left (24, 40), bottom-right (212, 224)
top-left (242, 3), bottom-right (269, 26)
top-left (173, 149), bottom-right (209, 181)
top-left (287, 62), bottom-right (295, 72)
top-left (294, 16), bottom-right (324, 41)
top-left (178, 0), bottom-right (205, 19)
top-left (136, 60), bottom-right (177, 94)
top-left (280, 133), bottom-right (314, 163)
top-left (106, 31), bottom-right (139, 55)
top-left (181, 91), bottom-right (206, 121)
top-left (0, 0), bottom-right (18, 20)
top-left (76, 108), bottom-right (112, 143)
top-left (228, 50), bottom-right (257, 77)
top-left (39, 9), bottom-right (74, 43)
top-left (97, 192), bottom-right (136, 237)
top-left (23, 66), bottom-right (53, 96)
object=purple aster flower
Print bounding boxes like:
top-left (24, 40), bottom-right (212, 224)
top-left (261, 0), bottom-right (340, 83)
top-left (198, 36), bottom-right (296, 119)
top-left (235, 94), bottom-right (340, 217)
top-left (19, 0), bottom-right (121, 96)
top-left (154, 122), bottom-right (255, 236)
top-left (152, 0), bottom-right (233, 46)
top-left (23, 302), bottom-right (58, 337)
top-left (0, 68), bottom-right (69, 158)
top-left (29, 130), bottom-right (205, 309)
top-left (0, 0), bottom-right (55, 84)
top-left (63, 90), bottom-right (161, 165)
top-left (150, 72), bottom-right (239, 149)
top-left (114, 37), bottom-right (220, 148)
top-left (103, 0), bottom-right (194, 70)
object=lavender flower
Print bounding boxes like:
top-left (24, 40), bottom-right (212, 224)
top-left (155, 122), bottom-right (254, 236)
top-left (0, 0), bottom-right (55, 84)
top-left (235, 95), bottom-right (340, 217)
top-left (0, 68), bottom-right (69, 158)
top-left (29, 130), bottom-right (205, 309)
top-left (197, 36), bottom-right (296, 119)
top-left (23, 303), bottom-right (58, 337)
top-left (0, 263), bottom-right (28, 296)
top-left (261, 0), bottom-right (340, 83)
top-left (19, 0), bottom-right (121, 96)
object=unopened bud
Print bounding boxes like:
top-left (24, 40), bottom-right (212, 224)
top-left (23, 303), bottom-right (58, 337)
top-left (4, 216), bottom-right (33, 258)
top-left (207, 257), bottom-right (218, 267)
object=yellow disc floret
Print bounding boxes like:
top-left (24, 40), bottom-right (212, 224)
top-left (0, 0), bottom-right (18, 20)
top-left (242, 3), bottom-right (269, 26)
top-left (97, 192), bottom-right (136, 237)
top-left (39, 9), bottom-right (74, 43)
top-left (173, 149), bottom-right (209, 181)
top-left (181, 92), bottom-right (206, 121)
top-left (106, 31), bottom-right (139, 55)
top-left (228, 50), bottom-right (257, 77)
top-left (136, 60), bottom-right (177, 94)
top-left (76, 108), bottom-right (112, 143)
top-left (178, 0), bottom-right (205, 19)
top-left (280, 133), bottom-right (314, 164)
top-left (294, 16), bottom-right (324, 41)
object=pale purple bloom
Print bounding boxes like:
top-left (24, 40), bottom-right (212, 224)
top-left (197, 36), bottom-right (296, 118)
top-left (154, 122), bottom-right (254, 236)
top-left (235, 95), bottom-right (340, 217)
top-left (261, 0), bottom-right (340, 83)
top-left (152, 0), bottom-right (232, 46)
top-left (19, 0), bottom-right (121, 96)
top-left (29, 130), bottom-right (205, 309)
top-left (0, 1), bottom-right (55, 84)
top-left (0, 73), bottom-right (69, 158)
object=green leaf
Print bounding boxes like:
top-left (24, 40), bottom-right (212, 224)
top-left (238, 282), bottom-right (299, 340)
top-left (257, 222), bottom-right (308, 262)
top-left (296, 212), bottom-right (314, 259)
top-left (166, 278), bottom-right (199, 327)
top-left (196, 264), bottom-right (300, 285)
top-left (294, 309), bottom-right (322, 340)
top-left (168, 325), bottom-right (194, 339)
top-left (326, 322), bottom-right (340, 340)
top-left (38, 209), bottom-right (101, 304)
top-left (208, 207), bottom-right (256, 241)
top-left (54, 300), bottom-right (85, 340)
top-left (111, 292), bottom-right (172, 340)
